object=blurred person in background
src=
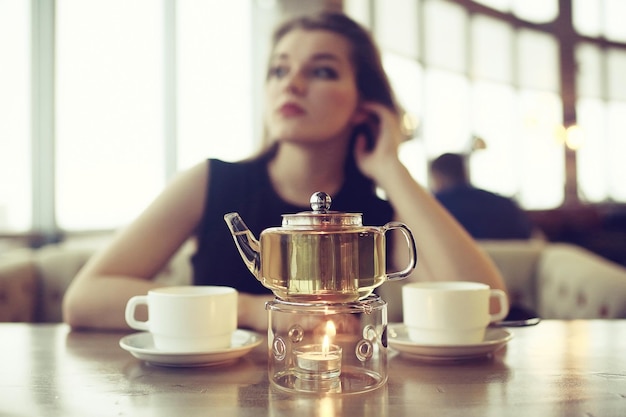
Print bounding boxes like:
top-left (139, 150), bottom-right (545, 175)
top-left (430, 152), bottom-right (534, 240)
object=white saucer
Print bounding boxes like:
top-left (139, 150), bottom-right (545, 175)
top-left (388, 323), bottom-right (513, 362)
top-left (119, 329), bottom-right (263, 367)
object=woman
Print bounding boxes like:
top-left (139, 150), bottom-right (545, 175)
top-left (63, 12), bottom-right (506, 332)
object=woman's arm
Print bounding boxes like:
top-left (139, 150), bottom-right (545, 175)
top-left (62, 161), bottom-right (210, 330)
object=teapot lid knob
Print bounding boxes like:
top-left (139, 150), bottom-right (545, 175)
top-left (310, 192), bottom-right (332, 213)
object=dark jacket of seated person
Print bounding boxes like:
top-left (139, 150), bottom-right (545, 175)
top-left (430, 153), bottom-right (534, 240)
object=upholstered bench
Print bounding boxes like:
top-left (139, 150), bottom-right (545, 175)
top-left (2, 238), bottom-right (626, 323)
top-left (381, 240), bottom-right (626, 322)
top-left (0, 241), bottom-right (193, 323)
top-left (0, 251), bottom-right (38, 322)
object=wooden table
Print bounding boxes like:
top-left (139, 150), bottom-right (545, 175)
top-left (1, 321), bottom-right (625, 416)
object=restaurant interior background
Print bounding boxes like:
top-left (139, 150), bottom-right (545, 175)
top-left (1, 0), bottom-right (625, 267)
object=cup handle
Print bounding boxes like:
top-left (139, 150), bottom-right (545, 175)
top-left (489, 289), bottom-right (509, 322)
top-left (383, 222), bottom-right (418, 281)
top-left (125, 295), bottom-right (149, 331)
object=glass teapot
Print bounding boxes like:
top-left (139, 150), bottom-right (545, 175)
top-left (224, 192), bottom-right (417, 302)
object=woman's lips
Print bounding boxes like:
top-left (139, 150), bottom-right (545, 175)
top-left (279, 102), bottom-right (305, 117)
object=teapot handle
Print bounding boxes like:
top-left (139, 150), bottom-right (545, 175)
top-left (383, 222), bottom-right (417, 281)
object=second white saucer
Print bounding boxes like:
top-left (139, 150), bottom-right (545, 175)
top-left (388, 323), bottom-right (513, 362)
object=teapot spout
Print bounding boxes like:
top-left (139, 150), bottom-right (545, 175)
top-left (224, 212), bottom-right (261, 279)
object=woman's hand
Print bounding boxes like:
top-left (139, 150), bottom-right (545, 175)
top-left (353, 102), bottom-right (405, 182)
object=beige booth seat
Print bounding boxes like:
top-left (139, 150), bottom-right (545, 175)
top-left (379, 240), bottom-right (626, 322)
top-left (0, 240), bottom-right (193, 323)
top-left (483, 240), bottom-right (626, 318)
top-left (1, 238), bottom-right (626, 323)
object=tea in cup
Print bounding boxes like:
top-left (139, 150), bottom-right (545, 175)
top-left (125, 286), bottom-right (237, 352)
top-left (402, 281), bottom-right (508, 345)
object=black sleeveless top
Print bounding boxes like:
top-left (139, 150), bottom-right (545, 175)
top-left (191, 155), bottom-right (394, 294)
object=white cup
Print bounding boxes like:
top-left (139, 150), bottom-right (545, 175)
top-left (402, 281), bottom-right (508, 345)
top-left (125, 286), bottom-right (238, 352)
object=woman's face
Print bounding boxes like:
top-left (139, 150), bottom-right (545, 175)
top-left (264, 29), bottom-right (362, 145)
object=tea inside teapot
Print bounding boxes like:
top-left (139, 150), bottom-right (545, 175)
top-left (259, 225), bottom-right (387, 302)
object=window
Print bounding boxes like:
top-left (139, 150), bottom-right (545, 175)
top-left (473, 0), bottom-right (558, 23)
top-left (56, 0), bottom-right (165, 230)
top-left (176, 0), bottom-right (253, 169)
top-left (516, 90), bottom-right (564, 208)
top-left (1, 0), bottom-right (256, 233)
top-left (352, 0), bottom-right (565, 209)
top-left (0, 1), bottom-right (31, 232)
top-left (423, 69), bottom-right (472, 156)
top-left (575, 42), bottom-right (626, 202)
top-left (372, 0), bottom-right (420, 59)
top-left (423, 0), bottom-right (467, 72)
top-left (574, 0), bottom-right (626, 42)
top-left (470, 81), bottom-right (518, 196)
top-left (470, 15), bottom-right (514, 84)
top-left (577, 98), bottom-right (609, 201)
top-left (383, 53), bottom-right (425, 183)
top-left (351, 0), bottom-right (626, 209)
top-left (5, 0), bottom-right (626, 237)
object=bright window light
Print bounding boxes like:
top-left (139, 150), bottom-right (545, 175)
top-left (176, 0), bottom-right (254, 169)
top-left (55, 0), bottom-right (165, 230)
top-left (0, 1), bottom-right (31, 232)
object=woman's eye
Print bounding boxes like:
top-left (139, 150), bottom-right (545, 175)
top-left (268, 65), bottom-right (288, 79)
top-left (312, 67), bottom-right (338, 79)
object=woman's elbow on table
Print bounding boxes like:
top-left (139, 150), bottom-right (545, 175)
top-left (62, 274), bottom-right (153, 331)
top-left (62, 284), bottom-right (96, 330)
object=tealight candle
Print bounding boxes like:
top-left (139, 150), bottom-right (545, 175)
top-left (295, 335), bottom-right (342, 380)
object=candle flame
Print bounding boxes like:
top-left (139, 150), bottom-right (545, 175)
top-left (322, 321), bottom-right (335, 356)
top-left (325, 320), bottom-right (336, 337)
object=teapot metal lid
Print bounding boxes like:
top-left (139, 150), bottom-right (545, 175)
top-left (281, 192), bottom-right (363, 228)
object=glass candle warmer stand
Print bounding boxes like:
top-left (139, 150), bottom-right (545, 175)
top-left (267, 295), bottom-right (388, 395)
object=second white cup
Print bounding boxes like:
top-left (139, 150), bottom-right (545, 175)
top-left (402, 281), bottom-right (508, 345)
top-left (125, 286), bottom-right (237, 352)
